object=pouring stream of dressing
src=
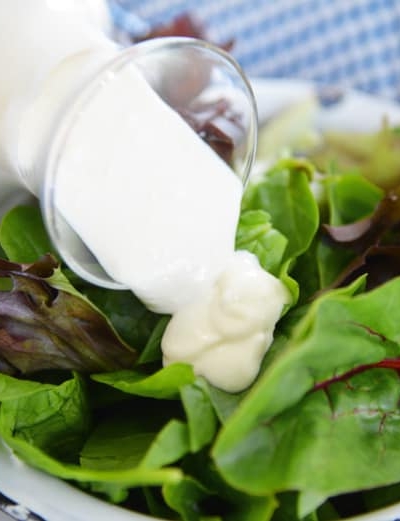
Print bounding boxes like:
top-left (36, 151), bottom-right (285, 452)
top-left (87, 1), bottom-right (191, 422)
top-left (52, 62), bottom-right (244, 314)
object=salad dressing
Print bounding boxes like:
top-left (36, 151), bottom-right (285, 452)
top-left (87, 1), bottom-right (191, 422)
top-left (162, 251), bottom-right (290, 392)
top-left (53, 61), bottom-right (244, 314)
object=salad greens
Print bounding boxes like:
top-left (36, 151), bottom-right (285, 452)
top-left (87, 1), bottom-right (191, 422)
top-left (1, 151), bottom-right (400, 520)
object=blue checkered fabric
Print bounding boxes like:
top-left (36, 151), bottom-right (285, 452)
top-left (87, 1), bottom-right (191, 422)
top-left (108, 0), bottom-right (400, 100)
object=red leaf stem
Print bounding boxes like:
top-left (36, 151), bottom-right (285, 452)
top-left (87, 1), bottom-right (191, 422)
top-left (312, 358), bottom-right (400, 392)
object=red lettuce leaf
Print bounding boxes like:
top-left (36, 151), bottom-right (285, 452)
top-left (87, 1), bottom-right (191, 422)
top-left (177, 98), bottom-right (245, 165)
top-left (134, 13), bottom-right (234, 52)
top-left (321, 187), bottom-right (400, 290)
top-left (0, 255), bottom-right (137, 375)
top-left (130, 13), bottom-right (240, 166)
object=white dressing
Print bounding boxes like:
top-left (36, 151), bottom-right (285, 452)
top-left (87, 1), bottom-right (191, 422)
top-left (53, 62), bottom-right (244, 314)
top-left (162, 251), bottom-right (291, 392)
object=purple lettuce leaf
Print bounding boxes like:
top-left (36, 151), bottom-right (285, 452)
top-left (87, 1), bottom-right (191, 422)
top-left (0, 255), bottom-right (137, 375)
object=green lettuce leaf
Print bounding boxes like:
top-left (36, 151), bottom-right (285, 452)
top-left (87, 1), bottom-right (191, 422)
top-left (235, 210), bottom-right (288, 276)
top-left (0, 373), bottom-right (89, 461)
top-left (0, 372), bottom-right (55, 400)
top-left (0, 205), bottom-right (55, 262)
top-left (242, 159), bottom-right (319, 262)
top-left (325, 173), bottom-right (383, 227)
top-left (310, 124), bottom-right (400, 191)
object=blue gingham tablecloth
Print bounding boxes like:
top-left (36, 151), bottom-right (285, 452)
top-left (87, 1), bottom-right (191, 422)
top-left (108, 0), bottom-right (400, 101)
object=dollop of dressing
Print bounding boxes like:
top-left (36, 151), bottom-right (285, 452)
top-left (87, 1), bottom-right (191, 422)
top-left (162, 251), bottom-right (291, 392)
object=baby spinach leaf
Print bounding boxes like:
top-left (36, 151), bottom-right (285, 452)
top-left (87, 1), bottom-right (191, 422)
top-left (138, 315), bottom-right (170, 364)
top-left (180, 453), bottom-right (277, 521)
top-left (92, 363), bottom-right (195, 399)
top-left (81, 415), bottom-right (189, 471)
top-left (143, 487), bottom-right (178, 520)
top-left (141, 420), bottom-right (190, 469)
top-left (202, 383), bottom-right (246, 424)
top-left (316, 240), bottom-right (355, 289)
top-left (1, 428), bottom-right (182, 490)
top-left (271, 492), bottom-right (339, 521)
top-left (163, 476), bottom-right (211, 521)
top-left (83, 286), bottom-right (160, 350)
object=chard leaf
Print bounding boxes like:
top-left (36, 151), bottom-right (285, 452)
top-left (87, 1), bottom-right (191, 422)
top-left (212, 278), bottom-right (400, 499)
top-left (248, 369), bottom-right (400, 515)
top-left (0, 256), bottom-right (137, 374)
top-left (0, 205), bottom-right (55, 262)
top-left (235, 210), bottom-right (288, 276)
top-left (91, 363), bottom-right (195, 399)
top-left (242, 159), bottom-right (319, 261)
